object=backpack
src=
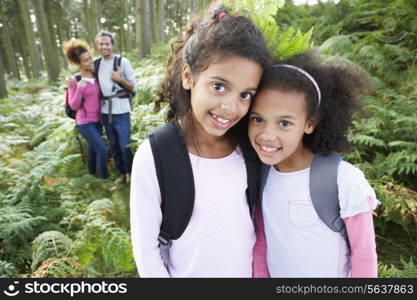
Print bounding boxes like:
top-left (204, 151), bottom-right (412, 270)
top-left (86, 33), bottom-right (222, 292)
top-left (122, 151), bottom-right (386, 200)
top-left (94, 55), bottom-right (135, 123)
top-left (64, 74), bottom-right (82, 119)
top-left (259, 152), bottom-right (349, 248)
top-left (149, 121), bottom-right (260, 267)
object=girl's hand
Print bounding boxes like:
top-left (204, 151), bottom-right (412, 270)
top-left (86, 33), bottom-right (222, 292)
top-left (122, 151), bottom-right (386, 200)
top-left (77, 80), bottom-right (87, 87)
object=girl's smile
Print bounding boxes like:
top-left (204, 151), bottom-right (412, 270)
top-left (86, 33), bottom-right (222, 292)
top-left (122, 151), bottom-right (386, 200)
top-left (182, 54), bottom-right (263, 140)
top-left (248, 89), bottom-right (315, 172)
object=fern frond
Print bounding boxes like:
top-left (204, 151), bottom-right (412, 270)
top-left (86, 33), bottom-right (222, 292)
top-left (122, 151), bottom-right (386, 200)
top-left (349, 134), bottom-right (386, 149)
top-left (31, 257), bottom-right (81, 278)
top-left (0, 260), bottom-right (17, 278)
top-left (31, 231), bottom-right (74, 271)
top-left (276, 27), bottom-right (314, 60)
top-left (0, 206), bottom-right (47, 244)
top-left (379, 257), bottom-right (417, 278)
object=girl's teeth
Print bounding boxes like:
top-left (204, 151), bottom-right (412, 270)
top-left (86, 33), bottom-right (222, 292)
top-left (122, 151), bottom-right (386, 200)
top-left (261, 145), bottom-right (279, 152)
top-left (213, 114), bottom-right (231, 124)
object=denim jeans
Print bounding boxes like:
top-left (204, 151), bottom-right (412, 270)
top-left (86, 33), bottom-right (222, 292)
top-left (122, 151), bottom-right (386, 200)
top-left (101, 113), bottom-right (133, 174)
top-left (77, 122), bottom-right (109, 179)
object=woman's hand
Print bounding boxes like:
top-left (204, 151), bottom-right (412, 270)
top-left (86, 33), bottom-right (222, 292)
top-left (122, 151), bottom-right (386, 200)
top-left (77, 80), bottom-right (87, 87)
top-left (66, 76), bottom-right (77, 88)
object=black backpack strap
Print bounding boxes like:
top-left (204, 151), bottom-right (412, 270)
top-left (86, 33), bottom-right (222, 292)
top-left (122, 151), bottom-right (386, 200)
top-left (237, 132), bottom-right (261, 219)
top-left (113, 55), bottom-right (119, 72)
top-left (73, 74), bottom-right (87, 116)
top-left (117, 55), bottom-right (122, 69)
top-left (149, 121), bottom-right (195, 267)
top-left (310, 153), bottom-right (349, 248)
top-left (94, 58), bottom-right (105, 124)
top-left (258, 164), bottom-right (270, 206)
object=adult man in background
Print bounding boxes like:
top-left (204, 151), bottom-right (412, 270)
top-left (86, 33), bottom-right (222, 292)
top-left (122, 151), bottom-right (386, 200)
top-left (95, 30), bottom-right (136, 184)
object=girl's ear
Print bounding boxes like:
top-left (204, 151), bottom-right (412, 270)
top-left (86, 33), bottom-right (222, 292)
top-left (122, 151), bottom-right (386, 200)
top-left (182, 63), bottom-right (193, 90)
top-left (304, 117), bottom-right (317, 135)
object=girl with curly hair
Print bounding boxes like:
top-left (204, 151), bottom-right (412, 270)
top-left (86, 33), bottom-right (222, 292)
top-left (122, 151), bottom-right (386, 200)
top-left (63, 38), bottom-right (109, 179)
top-left (130, 3), bottom-right (272, 277)
top-left (249, 52), bottom-right (378, 277)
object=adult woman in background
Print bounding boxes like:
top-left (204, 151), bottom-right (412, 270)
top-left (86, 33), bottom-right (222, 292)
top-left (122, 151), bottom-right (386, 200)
top-left (63, 39), bottom-right (109, 179)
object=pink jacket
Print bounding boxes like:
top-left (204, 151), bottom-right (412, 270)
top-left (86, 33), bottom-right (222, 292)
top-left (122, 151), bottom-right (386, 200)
top-left (68, 77), bottom-right (101, 125)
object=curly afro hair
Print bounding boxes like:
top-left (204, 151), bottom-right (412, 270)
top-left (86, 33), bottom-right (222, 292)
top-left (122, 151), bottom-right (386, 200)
top-left (258, 51), bottom-right (371, 155)
top-left (62, 38), bottom-right (92, 65)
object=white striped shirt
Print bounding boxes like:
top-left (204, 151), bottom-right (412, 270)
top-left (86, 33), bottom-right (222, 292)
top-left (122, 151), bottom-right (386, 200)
top-left (130, 139), bottom-right (255, 277)
top-left (262, 161), bottom-right (377, 277)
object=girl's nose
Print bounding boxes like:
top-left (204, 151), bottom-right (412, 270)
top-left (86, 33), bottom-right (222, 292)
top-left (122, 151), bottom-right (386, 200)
top-left (259, 125), bottom-right (278, 142)
top-left (219, 96), bottom-right (239, 114)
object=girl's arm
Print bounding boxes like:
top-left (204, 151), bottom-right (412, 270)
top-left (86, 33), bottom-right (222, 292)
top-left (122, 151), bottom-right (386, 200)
top-left (343, 210), bottom-right (378, 277)
top-left (130, 140), bottom-right (170, 277)
top-left (252, 206), bottom-right (270, 278)
top-left (68, 78), bottom-right (85, 110)
top-left (338, 162), bottom-right (378, 278)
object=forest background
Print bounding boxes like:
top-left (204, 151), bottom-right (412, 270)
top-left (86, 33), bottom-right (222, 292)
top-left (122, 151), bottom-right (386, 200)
top-left (0, 0), bottom-right (416, 278)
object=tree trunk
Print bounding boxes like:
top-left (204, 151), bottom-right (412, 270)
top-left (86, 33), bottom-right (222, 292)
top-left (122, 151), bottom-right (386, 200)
top-left (135, 0), bottom-right (144, 57)
top-left (17, 32), bottom-right (32, 79)
top-left (84, 0), bottom-right (94, 46)
top-left (52, 0), bottom-right (67, 68)
top-left (123, 0), bottom-right (131, 52)
top-left (17, 0), bottom-right (42, 78)
top-left (159, 0), bottom-right (166, 42)
top-left (118, 0), bottom-right (126, 53)
top-left (191, 0), bottom-right (197, 15)
top-left (55, 0), bottom-right (69, 42)
top-left (0, 3), bottom-right (20, 80)
top-left (142, 0), bottom-right (152, 56)
top-left (151, 0), bottom-right (159, 43)
top-left (44, 0), bottom-right (62, 71)
top-left (32, 0), bottom-right (60, 81)
top-left (0, 52), bottom-right (8, 98)
top-left (91, 0), bottom-right (101, 34)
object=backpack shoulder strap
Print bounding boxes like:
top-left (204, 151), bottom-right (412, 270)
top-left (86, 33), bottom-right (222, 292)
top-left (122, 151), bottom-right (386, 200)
top-left (258, 163), bottom-right (270, 206)
top-left (94, 57), bottom-right (102, 74)
top-left (113, 55), bottom-right (122, 71)
top-left (117, 55), bottom-right (122, 68)
top-left (310, 152), bottom-right (349, 247)
top-left (238, 133), bottom-right (261, 219)
top-left (149, 121), bottom-right (195, 266)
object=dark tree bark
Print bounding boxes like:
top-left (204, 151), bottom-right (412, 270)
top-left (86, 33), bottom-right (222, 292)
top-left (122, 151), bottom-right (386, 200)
top-left (32, 0), bottom-right (60, 81)
top-left (0, 2), bottom-right (20, 80)
top-left (44, 0), bottom-right (63, 70)
top-left (135, 0), bottom-right (144, 57)
top-left (142, 0), bottom-right (152, 56)
top-left (0, 51), bottom-right (8, 98)
top-left (17, 0), bottom-right (42, 78)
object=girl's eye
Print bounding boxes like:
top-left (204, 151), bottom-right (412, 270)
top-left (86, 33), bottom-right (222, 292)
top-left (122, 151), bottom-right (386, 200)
top-left (250, 116), bottom-right (263, 123)
top-left (212, 83), bottom-right (226, 92)
top-left (241, 92), bottom-right (254, 101)
top-left (279, 120), bottom-right (292, 127)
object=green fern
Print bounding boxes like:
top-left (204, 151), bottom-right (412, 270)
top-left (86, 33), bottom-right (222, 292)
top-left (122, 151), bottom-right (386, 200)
top-left (31, 231), bottom-right (74, 272)
top-left (73, 201), bottom-right (135, 275)
top-left (0, 260), bottom-right (17, 277)
top-left (0, 206), bottom-right (46, 245)
top-left (31, 257), bottom-right (81, 278)
top-left (275, 27), bottom-right (314, 60)
top-left (379, 258), bottom-right (417, 278)
top-left (224, 0), bottom-right (312, 61)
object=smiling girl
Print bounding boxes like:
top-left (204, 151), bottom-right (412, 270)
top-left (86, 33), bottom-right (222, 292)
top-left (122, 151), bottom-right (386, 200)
top-left (130, 4), bottom-right (271, 277)
top-left (250, 52), bottom-right (378, 277)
